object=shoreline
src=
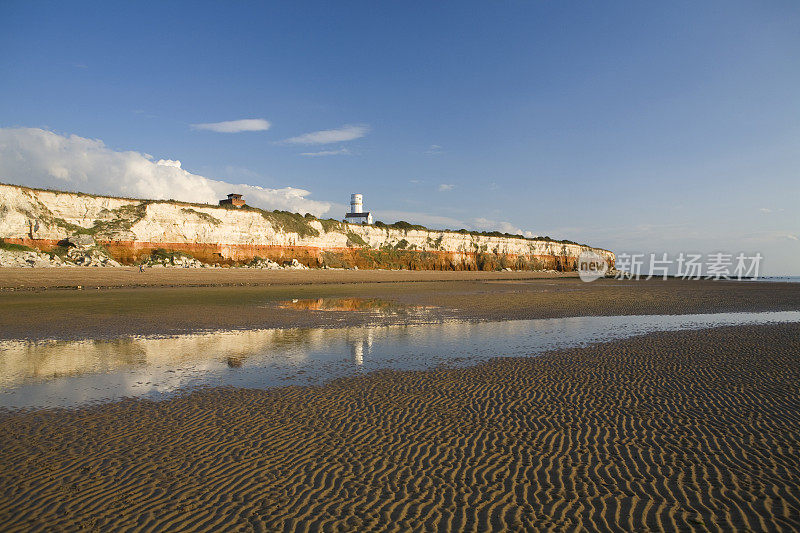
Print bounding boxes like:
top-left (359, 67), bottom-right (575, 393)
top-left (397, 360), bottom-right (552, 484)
top-left (2, 274), bottom-right (799, 341)
top-left (2, 323), bottom-right (798, 530)
top-left (2, 266), bottom-right (796, 292)
top-left (0, 267), bottom-right (578, 291)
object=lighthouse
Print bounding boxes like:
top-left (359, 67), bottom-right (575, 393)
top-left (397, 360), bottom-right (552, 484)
top-left (344, 193), bottom-right (373, 225)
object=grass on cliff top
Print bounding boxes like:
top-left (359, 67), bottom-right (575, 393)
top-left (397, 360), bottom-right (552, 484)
top-left (373, 220), bottom-right (596, 249)
top-left (319, 218), bottom-right (345, 232)
top-left (218, 204), bottom-right (325, 238)
top-left (257, 208), bottom-right (320, 238)
top-left (181, 208), bottom-right (222, 226)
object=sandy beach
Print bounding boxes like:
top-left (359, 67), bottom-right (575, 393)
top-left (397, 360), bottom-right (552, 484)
top-left (1, 323), bottom-right (798, 531)
top-left (1, 269), bottom-right (799, 340)
top-left (1, 271), bottom-right (799, 530)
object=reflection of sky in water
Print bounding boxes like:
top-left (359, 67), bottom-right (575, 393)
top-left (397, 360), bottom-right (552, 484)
top-left (1, 311), bottom-right (799, 409)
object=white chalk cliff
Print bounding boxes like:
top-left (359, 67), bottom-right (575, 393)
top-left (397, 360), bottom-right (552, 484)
top-left (0, 183), bottom-right (614, 270)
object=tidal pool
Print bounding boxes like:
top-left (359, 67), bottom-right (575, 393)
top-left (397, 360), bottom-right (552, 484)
top-left (1, 310), bottom-right (798, 409)
top-left (276, 297), bottom-right (415, 313)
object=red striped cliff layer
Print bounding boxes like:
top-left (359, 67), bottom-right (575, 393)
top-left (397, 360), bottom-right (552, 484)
top-left (0, 184), bottom-right (614, 271)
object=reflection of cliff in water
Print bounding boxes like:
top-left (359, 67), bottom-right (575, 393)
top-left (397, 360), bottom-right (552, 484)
top-left (0, 323), bottom-right (431, 408)
top-left (0, 328), bottom-right (322, 389)
top-left (0, 324), bottom-right (408, 392)
top-left (277, 297), bottom-right (434, 317)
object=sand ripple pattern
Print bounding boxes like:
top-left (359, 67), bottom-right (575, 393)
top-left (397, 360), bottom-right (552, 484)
top-left (1, 324), bottom-right (800, 531)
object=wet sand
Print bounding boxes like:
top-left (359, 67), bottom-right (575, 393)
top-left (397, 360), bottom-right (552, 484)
top-left (0, 266), bottom-right (579, 291)
top-left (1, 269), bottom-right (799, 340)
top-left (1, 324), bottom-right (799, 531)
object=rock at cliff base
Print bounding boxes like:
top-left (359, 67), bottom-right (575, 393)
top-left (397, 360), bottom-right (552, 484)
top-left (284, 258), bottom-right (309, 270)
top-left (65, 234), bottom-right (96, 249)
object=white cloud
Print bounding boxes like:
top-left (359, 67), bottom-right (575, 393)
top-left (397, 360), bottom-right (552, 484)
top-left (299, 148), bottom-right (351, 157)
top-left (438, 183), bottom-right (455, 192)
top-left (472, 217), bottom-right (531, 236)
top-left (0, 127), bottom-right (331, 216)
top-left (191, 118), bottom-right (271, 133)
top-left (424, 144), bottom-right (443, 155)
top-left (374, 210), bottom-right (466, 229)
top-left (760, 207), bottom-right (784, 214)
top-left (282, 124), bottom-right (369, 145)
top-left (373, 210), bottom-right (534, 237)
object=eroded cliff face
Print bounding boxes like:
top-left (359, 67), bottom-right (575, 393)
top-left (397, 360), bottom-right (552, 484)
top-left (0, 183), bottom-right (615, 270)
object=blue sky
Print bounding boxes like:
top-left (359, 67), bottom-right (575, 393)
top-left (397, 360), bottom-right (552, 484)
top-left (1, 1), bottom-right (798, 274)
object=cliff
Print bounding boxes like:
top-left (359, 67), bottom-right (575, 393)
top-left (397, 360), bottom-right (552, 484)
top-left (0, 183), bottom-right (614, 270)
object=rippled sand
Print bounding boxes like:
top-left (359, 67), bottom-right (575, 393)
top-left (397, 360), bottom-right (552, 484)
top-left (1, 324), bottom-right (799, 531)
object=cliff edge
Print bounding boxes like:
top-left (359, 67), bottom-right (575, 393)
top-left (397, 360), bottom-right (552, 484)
top-left (0, 183), bottom-right (614, 270)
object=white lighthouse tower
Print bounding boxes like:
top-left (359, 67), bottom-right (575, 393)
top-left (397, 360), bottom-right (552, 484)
top-left (344, 193), bottom-right (373, 225)
top-left (350, 193), bottom-right (363, 214)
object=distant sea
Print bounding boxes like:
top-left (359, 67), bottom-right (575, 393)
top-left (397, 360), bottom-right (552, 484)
top-left (752, 276), bottom-right (800, 283)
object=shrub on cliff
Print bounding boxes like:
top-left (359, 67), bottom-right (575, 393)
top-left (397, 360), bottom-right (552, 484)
top-left (346, 232), bottom-right (368, 247)
top-left (0, 239), bottom-right (35, 252)
top-left (319, 219), bottom-right (343, 233)
top-left (389, 221), bottom-right (427, 231)
top-left (260, 210), bottom-right (321, 238)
